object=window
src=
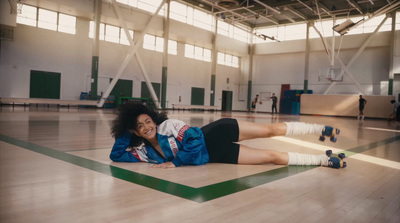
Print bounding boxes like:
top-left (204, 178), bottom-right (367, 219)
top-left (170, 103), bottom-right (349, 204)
top-left (217, 52), bottom-right (225, 64)
top-left (105, 24), bottom-right (120, 43)
top-left (233, 26), bottom-right (249, 42)
top-left (218, 52), bottom-right (239, 68)
top-left (203, 48), bottom-right (211, 62)
top-left (89, 21), bottom-right (105, 40)
top-left (185, 44), bottom-right (211, 62)
top-left (284, 23), bottom-right (306, 40)
top-left (138, 0), bottom-right (164, 15)
top-left (38, 8), bottom-right (57, 31)
top-left (117, 0), bottom-right (138, 7)
top-left (232, 56), bottom-right (239, 68)
top-left (217, 20), bottom-right (230, 36)
top-left (89, 22), bottom-right (136, 45)
top-left (311, 19), bottom-right (338, 38)
top-left (16, 4), bottom-right (37, 27)
top-left (185, 44), bottom-right (194, 58)
top-left (218, 20), bottom-right (250, 43)
top-left (17, 5), bottom-right (76, 34)
top-left (193, 9), bottom-right (213, 31)
top-left (168, 40), bottom-right (177, 55)
top-left (58, 13), bottom-right (76, 34)
top-left (143, 34), bottom-right (176, 55)
top-left (143, 34), bottom-right (156, 50)
top-left (170, 1), bottom-right (187, 22)
top-left (362, 15), bottom-right (392, 33)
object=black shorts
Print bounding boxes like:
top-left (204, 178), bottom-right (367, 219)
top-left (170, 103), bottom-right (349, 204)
top-left (201, 118), bottom-right (240, 164)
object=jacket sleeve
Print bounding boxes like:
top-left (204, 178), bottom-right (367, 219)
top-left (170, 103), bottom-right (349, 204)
top-left (173, 127), bottom-right (207, 166)
top-left (109, 131), bottom-right (146, 162)
top-left (162, 119), bottom-right (207, 166)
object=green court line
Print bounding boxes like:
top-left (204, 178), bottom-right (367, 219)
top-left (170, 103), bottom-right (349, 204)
top-left (1, 134), bottom-right (399, 203)
top-left (344, 135), bottom-right (400, 157)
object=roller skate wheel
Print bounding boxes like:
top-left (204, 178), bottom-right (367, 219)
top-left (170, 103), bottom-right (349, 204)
top-left (336, 128), bottom-right (340, 135)
top-left (330, 137), bottom-right (337, 142)
top-left (342, 162), bottom-right (347, 168)
top-left (319, 136), bottom-right (325, 142)
top-left (326, 150), bottom-right (332, 157)
top-left (338, 153), bottom-right (346, 159)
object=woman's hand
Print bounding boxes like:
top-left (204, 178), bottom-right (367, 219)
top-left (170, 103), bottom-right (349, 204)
top-left (151, 162), bottom-right (176, 168)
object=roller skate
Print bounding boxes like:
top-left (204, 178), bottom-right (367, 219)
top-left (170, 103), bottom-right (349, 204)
top-left (319, 126), bottom-right (340, 142)
top-left (324, 150), bottom-right (346, 169)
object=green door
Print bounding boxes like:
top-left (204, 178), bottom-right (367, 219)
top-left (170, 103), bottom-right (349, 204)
top-left (141, 82), bottom-right (160, 109)
top-left (30, 70), bottom-right (61, 99)
top-left (191, 87), bottom-right (205, 105)
top-left (109, 79), bottom-right (133, 98)
top-left (221, 90), bottom-right (233, 111)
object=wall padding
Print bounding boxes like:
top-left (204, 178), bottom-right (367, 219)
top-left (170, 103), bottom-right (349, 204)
top-left (300, 94), bottom-right (395, 118)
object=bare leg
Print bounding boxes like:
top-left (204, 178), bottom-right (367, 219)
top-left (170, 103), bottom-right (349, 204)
top-left (237, 120), bottom-right (287, 142)
top-left (238, 145), bottom-right (288, 165)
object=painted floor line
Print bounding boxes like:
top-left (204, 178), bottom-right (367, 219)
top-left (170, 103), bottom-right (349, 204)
top-left (1, 134), bottom-right (399, 203)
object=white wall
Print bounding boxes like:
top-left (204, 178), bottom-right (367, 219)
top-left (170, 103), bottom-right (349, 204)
top-left (0, 0), bottom-right (398, 112)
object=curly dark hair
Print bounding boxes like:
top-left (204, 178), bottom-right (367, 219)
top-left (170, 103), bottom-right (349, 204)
top-left (111, 103), bottom-right (168, 147)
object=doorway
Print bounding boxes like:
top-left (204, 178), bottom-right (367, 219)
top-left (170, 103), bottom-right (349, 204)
top-left (109, 78), bottom-right (133, 98)
top-left (191, 87), bottom-right (205, 105)
top-left (221, 90), bottom-right (232, 111)
top-left (141, 82), bottom-right (160, 109)
top-left (30, 70), bottom-right (61, 99)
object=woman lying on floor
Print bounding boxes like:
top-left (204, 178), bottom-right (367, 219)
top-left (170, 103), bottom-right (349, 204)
top-left (109, 104), bottom-right (345, 169)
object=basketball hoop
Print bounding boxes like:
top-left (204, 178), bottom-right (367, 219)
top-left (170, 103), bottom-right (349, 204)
top-left (8, 0), bottom-right (23, 15)
top-left (318, 67), bottom-right (344, 83)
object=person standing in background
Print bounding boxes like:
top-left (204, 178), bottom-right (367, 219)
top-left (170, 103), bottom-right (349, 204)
top-left (271, 93), bottom-right (278, 115)
top-left (358, 95), bottom-right (367, 119)
top-left (251, 94), bottom-right (261, 113)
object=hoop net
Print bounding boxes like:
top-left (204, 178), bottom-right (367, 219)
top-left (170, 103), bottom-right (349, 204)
top-left (8, 0), bottom-right (22, 15)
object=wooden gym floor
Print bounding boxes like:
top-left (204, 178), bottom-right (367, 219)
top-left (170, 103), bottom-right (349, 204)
top-left (0, 106), bottom-right (399, 223)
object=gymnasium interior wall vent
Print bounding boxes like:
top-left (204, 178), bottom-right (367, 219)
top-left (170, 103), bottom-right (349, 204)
top-left (0, 25), bottom-right (14, 41)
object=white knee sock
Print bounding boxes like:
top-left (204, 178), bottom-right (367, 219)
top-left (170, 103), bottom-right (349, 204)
top-left (287, 152), bottom-right (329, 166)
top-left (284, 122), bottom-right (325, 136)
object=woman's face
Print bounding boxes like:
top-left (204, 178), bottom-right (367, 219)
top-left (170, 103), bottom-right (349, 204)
top-left (131, 114), bottom-right (157, 141)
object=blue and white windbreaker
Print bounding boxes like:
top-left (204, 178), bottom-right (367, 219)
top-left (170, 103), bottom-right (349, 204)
top-left (109, 119), bottom-right (209, 166)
